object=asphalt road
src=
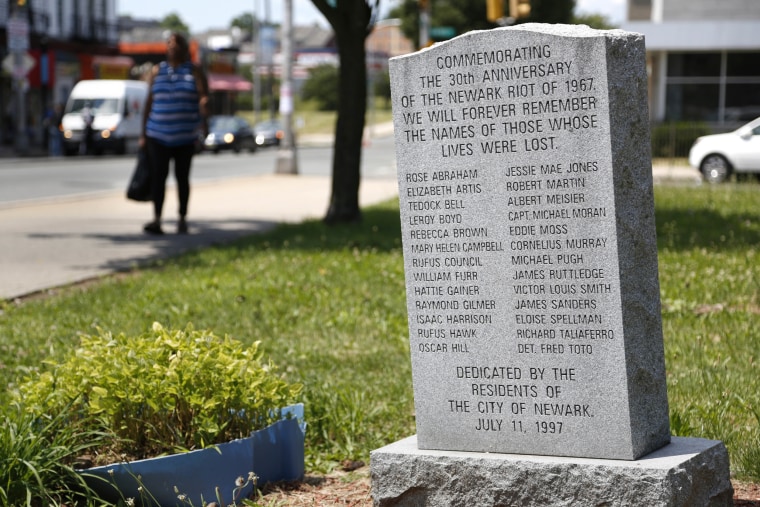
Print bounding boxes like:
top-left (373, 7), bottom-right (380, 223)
top-left (0, 136), bottom-right (400, 300)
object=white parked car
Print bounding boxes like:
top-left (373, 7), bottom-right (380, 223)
top-left (689, 116), bottom-right (760, 183)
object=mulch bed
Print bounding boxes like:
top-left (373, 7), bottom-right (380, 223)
top-left (734, 481), bottom-right (760, 506)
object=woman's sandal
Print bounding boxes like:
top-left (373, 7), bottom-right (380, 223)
top-left (177, 218), bottom-right (188, 234)
top-left (143, 221), bottom-right (164, 235)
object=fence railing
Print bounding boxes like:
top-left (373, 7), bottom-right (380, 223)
top-left (650, 121), bottom-right (710, 163)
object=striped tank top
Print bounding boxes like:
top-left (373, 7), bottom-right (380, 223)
top-left (145, 61), bottom-right (201, 146)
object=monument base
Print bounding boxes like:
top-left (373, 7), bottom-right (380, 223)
top-left (370, 435), bottom-right (732, 507)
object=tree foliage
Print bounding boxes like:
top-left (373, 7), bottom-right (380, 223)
top-left (390, 0), bottom-right (580, 46)
top-left (572, 13), bottom-right (618, 29)
top-left (389, 0), bottom-right (494, 47)
top-left (301, 64), bottom-right (340, 111)
top-left (522, 0), bottom-right (576, 24)
top-left (160, 12), bottom-right (190, 34)
top-left (231, 12), bottom-right (256, 35)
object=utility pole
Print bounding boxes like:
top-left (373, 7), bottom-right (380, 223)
top-left (419, 0), bottom-right (431, 48)
top-left (275, 0), bottom-right (298, 174)
top-left (265, 0), bottom-right (275, 120)
top-left (8, 4), bottom-right (30, 155)
top-left (253, 0), bottom-right (262, 124)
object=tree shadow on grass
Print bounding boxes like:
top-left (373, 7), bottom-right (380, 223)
top-left (186, 202), bottom-right (404, 263)
top-left (655, 206), bottom-right (760, 252)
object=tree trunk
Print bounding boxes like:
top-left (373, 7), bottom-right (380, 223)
top-left (309, 0), bottom-right (376, 224)
top-left (324, 36), bottom-right (368, 224)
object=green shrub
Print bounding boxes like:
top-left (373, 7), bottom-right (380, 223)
top-left (373, 71), bottom-right (391, 106)
top-left (16, 323), bottom-right (302, 462)
top-left (650, 121), bottom-right (711, 158)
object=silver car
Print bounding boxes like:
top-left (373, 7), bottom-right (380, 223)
top-left (689, 117), bottom-right (760, 183)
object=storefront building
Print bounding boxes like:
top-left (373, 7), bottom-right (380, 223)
top-left (1, 0), bottom-right (120, 153)
top-left (623, 0), bottom-right (760, 128)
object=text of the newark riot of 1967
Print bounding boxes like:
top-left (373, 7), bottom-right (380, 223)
top-left (398, 43), bottom-right (616, 436)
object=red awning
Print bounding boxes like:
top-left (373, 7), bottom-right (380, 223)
top-left (92, 55), bottom-right (135, 67)
top-left (208, 73), bottom-right (252, 92)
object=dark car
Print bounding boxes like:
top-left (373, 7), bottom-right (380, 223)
top-left (254, 119), bottom-right (284, 147)
top-left (202, 116), bottom-right (257, 153)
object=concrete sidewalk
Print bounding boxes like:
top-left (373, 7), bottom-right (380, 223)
top-left (651, 164), bottom-right (702, 184)
top-left (0, 174), bottom-right (400, 300)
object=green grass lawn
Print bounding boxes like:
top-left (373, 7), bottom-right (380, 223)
top-left (655, 184), bottom-right (760, 480)
top-left (1, 184), bottom-right (759, 482)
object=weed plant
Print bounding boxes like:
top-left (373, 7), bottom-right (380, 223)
top-left (1, 186), bottom-right (759, 493)
top-left (0, 401), bottom-right (111, 506)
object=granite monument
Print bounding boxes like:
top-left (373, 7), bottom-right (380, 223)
top-left (371, 24), bottom-right (732, 507)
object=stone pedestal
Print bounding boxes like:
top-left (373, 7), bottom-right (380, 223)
top-left (371, 435), bottom-right (733, 507)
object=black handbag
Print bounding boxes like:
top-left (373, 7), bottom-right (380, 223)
top-left (127, 148), bottom-right (152, 202)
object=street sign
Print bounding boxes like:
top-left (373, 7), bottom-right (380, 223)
top-left (2, 53), bottom-right (35, 79)
top-left (7, 16), bottom-right (30, 52)
top-left (1, 54), bottom-right (12, 74)
top-left (430, 26), bottom-right (456, 41)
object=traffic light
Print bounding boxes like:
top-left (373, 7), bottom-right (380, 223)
top-left (509, 0), bottom-right (531, 19)
top-left (486, 0), bottom-right (504, 22)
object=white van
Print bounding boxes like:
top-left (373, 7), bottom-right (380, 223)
top-left (61, 79), bottom-right (148, 155)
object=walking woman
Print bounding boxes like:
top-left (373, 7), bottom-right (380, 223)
top-left (140, 32), bottom-right (209, 235)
